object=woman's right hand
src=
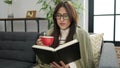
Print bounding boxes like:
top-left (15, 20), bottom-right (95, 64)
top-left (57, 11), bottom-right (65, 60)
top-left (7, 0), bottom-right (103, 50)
top-left (36, 36), bottom-right (43, 45)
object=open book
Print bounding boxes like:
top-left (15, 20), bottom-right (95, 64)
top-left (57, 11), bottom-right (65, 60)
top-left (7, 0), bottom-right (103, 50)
top-left (32, 39), bottom-right (80, 64)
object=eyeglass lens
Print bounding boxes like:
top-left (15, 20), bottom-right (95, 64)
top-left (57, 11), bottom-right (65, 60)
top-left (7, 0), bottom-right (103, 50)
top-left (56, 13), bottom-right (69, 20)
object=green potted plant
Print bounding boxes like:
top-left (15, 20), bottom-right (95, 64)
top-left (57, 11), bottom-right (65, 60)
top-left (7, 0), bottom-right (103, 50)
top-left (4, 0), bottom-right (12, 4)
top-left (4, 0), bottom-right (13, 18)
top-left (37, 0), bottom-right (82, 29)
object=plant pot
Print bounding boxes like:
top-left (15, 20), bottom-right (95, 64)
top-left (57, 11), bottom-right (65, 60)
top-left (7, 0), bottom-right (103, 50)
top-left (8, 4), bottom-right (14, 18)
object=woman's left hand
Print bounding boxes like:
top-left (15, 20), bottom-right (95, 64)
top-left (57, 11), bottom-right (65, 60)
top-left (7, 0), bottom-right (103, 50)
top-left (51, 61), bottom-right (70, 68)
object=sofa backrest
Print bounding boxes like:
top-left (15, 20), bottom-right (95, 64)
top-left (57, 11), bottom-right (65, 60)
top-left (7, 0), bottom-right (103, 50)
top-left (0, 32), bottom-right (39, 63)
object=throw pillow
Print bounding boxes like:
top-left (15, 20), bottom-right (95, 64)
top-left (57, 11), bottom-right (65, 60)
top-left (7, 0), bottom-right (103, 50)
top-left (90, 33), bottom-right (104, 68)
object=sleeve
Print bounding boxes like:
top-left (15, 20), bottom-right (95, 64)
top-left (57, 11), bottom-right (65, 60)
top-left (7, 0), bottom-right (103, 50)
top-left (33, 55), bottom-right (52, 68)
top-left (33, 28), bottom-right (54, 68)
top-left (85, 32), bottom-right (95, 68)
top-left (74, 27), bottom-right (95, 68)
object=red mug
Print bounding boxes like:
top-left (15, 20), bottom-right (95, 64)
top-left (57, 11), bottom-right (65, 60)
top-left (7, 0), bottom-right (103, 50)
top-left (40, 36), bottom-right (54, 46)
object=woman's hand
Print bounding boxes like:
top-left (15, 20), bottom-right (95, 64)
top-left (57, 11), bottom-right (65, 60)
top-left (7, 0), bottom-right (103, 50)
top-left (36, 36), bottom-right (43, 45)
top-left (51, 61), bottom-right (70, 68)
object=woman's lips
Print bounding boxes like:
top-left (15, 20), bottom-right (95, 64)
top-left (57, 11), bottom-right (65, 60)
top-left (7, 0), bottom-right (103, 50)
top-left (60, 23), bottom-right (66, 26)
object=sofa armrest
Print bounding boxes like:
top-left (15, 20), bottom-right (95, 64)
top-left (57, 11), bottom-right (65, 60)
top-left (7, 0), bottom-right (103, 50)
top-left (98, 43), bottom-right (119, 68)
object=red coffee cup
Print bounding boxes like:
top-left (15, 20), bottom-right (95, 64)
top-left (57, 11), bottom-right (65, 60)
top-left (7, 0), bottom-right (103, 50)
top-left (40, 36), bottom-right (54, 46)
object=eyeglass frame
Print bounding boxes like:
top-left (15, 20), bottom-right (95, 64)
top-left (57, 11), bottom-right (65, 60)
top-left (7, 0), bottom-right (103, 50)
top-left (55, 13), bottom-right (69, 20)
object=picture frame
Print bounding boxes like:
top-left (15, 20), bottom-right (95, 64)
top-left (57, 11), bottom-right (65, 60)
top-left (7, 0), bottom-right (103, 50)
top-left (26, 10), bottom-right (36, 18)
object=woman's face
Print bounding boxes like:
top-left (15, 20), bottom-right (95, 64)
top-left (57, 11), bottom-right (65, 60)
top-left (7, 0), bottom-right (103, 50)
top-left (55, 7), bottom-right (71, 30)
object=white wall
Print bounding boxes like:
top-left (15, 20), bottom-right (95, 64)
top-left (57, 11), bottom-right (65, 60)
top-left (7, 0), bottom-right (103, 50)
top-left (0, 0), bottom-right (46, 18)
top-left (0, 0), bottom-right (48, 32)
top-left (0, 0), bottom-right (88, 32)
top-left (83, 0), bottom-right (88, 31)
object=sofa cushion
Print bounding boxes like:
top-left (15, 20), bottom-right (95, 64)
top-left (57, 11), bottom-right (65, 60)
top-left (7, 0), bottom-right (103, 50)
top-left (0, 32), bottom-right (38, 41)
top-left (98, 43), bottom-right (120, 68)
top-left (0, 32), bottom-right (39, 63)
top-left (90, 33), bottom-right (104, 68)
top-left (0, 59), bottom-right (34, 68)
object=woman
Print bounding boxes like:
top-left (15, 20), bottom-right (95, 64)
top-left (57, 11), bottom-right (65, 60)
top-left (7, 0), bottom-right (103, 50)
top-left (35, 1), bottom-right (95, 68)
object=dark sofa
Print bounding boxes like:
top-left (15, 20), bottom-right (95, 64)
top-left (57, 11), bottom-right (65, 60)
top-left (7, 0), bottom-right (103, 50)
top-left (0, 32), bottom-right (119, 68)
top-left (0, 32), bottom-right (39, 68)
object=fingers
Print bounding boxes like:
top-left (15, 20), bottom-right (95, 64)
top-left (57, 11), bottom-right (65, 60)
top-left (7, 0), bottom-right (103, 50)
top-left (60, 61), bottom-right (66, 66)
top-left (36, 38), bottom-right (43, 45)
top-left (50, 61), bottom-right (70, 68)
top-left (52, 62), bottom-right (61, 68)
top-left (50, 63), bottom-right (57, 68)
top-left (60, 61), bottom-right (69, 68)
top-left (36, 39), bottom-right (40, 45)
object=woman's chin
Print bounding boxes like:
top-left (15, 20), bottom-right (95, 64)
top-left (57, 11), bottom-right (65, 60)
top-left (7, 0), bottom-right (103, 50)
top-left (60, 27), bottom-right (68, 30)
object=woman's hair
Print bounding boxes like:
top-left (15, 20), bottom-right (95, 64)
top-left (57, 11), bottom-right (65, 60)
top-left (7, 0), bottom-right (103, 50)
top-left (51, 1), bottom-right (78, 48)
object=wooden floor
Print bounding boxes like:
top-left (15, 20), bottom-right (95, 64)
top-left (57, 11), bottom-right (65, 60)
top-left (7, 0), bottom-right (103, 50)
top-left (115, 46), bottom-right (120, 65)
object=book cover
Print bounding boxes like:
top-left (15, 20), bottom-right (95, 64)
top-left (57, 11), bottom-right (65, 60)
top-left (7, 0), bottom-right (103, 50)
top-left (32, 39), bottom-right (81, 64)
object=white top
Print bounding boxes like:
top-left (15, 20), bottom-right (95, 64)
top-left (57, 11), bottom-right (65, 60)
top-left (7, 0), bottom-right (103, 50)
top-left (59, 28), bottom-right (77, 68)
top-left (59, 28), bottom-right (69, 45)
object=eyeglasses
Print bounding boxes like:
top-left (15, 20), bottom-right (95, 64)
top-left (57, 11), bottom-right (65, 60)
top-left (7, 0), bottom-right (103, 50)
top-left (55, 13), bottom-right (69, 20)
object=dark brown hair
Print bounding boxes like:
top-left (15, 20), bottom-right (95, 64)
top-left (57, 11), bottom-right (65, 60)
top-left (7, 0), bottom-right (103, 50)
top-left (51, 1), bottom-right (78, 48)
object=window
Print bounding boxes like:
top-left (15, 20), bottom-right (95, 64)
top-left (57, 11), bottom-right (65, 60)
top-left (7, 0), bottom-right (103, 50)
top-left (89, 0), bottom-right (120, 45)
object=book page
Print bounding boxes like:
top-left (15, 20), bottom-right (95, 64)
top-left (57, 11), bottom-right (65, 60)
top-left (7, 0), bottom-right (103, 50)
top-left (32, 45), bottom-right (55, 51)
top-left (32, 39), bottom-right (78, 52)
top-left (55, 39), bottom-right (78, 51)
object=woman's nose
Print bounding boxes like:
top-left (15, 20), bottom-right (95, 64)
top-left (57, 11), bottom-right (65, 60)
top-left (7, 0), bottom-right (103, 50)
top-left (60, 16), bottom-right (64, 21)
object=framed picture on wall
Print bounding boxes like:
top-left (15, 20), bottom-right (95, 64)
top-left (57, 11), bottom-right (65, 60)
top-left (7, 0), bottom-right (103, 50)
top-left (26, 10), bottom-right (36, 18)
